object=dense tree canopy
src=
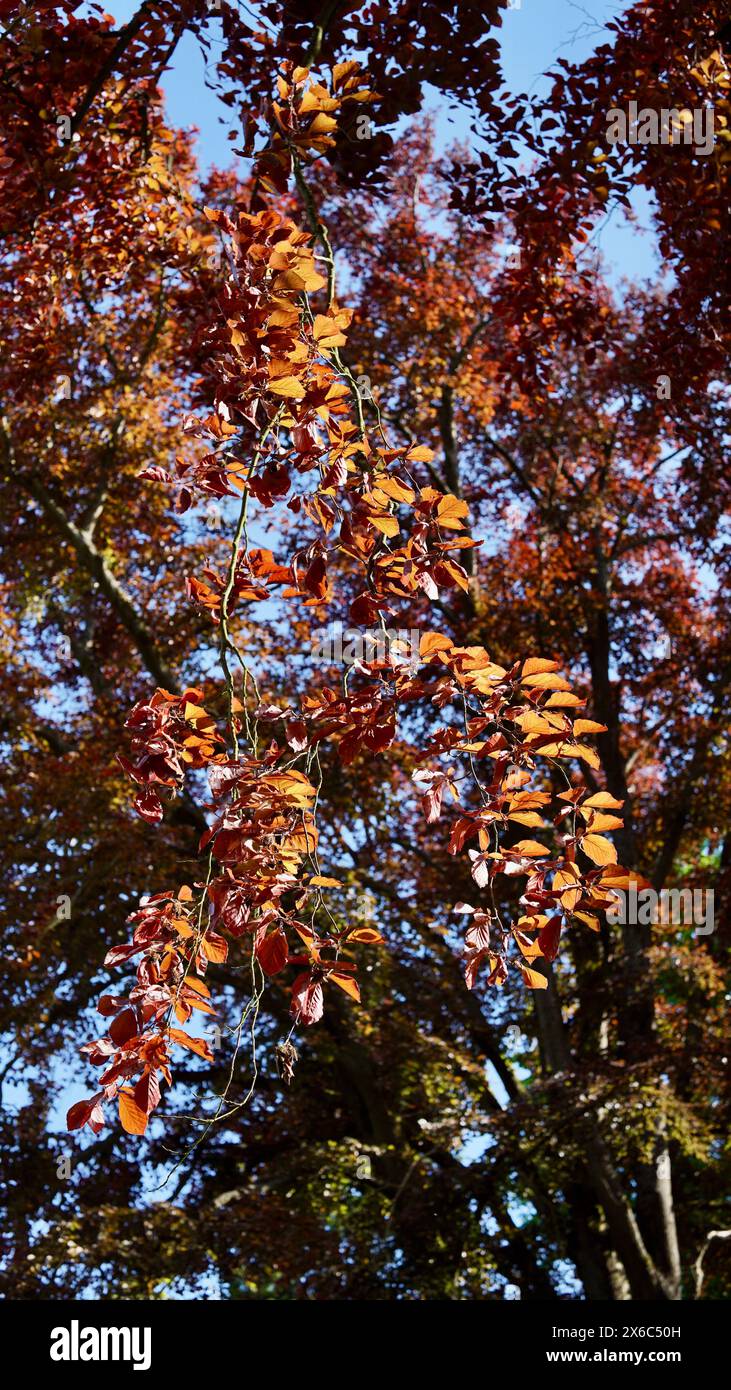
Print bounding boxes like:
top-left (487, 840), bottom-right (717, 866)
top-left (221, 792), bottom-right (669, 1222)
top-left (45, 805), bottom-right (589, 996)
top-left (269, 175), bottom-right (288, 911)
top-left (1, 0), bottom-right (729, 1302)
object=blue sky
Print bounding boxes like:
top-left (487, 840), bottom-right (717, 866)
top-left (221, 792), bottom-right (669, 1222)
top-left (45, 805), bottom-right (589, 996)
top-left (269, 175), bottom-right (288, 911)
top-left (97, 0), bottom-right (659, 286)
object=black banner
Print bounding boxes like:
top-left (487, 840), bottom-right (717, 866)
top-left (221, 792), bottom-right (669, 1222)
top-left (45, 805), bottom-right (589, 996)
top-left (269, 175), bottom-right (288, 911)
top-left (0, 1297), bottom-right (724, 1374)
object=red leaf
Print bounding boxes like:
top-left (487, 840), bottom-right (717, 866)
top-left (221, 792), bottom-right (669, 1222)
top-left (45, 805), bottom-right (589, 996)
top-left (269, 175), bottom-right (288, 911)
top-left (464, 950), bottom-right (489, 990)
top-left (538, 917), bottom-right (562, 962)
top-left (109, 1008), bottom-right (138, 1047)
top-left (134, 787), bottom-right (164, 824)
top-left (290, 972), bottom-right (324, 1026)
top-left (67, 1094), bottom-right (105, 1134)
top-left (256, 928), bottom-right (289, 977)
top-left (286, 720), bottom-right (308, 753)
top-left (465, 914), bottom-right (491, 952)
top-left (349, 591), bottom-right (380, 625)
top-left (304, 554), bottom-right (327, 599)
top-left (97, 995), bottom-right (125, 1017)
top-left (87, 1097), bottom-right (106, 1134)
top-left (104, 941), bottom-right (140, 968)
top-left (134, 1070), bottom-right (161, 1116)
top-left (66, 1099), bottom-right (92, 1131)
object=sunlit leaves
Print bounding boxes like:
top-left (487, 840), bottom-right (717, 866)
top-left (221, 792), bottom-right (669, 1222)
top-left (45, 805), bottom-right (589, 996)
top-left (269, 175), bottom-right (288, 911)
top-left (67, 43), bottom-right (631, 1144)
top-left (119, 1089), bottom-right (149, 1136)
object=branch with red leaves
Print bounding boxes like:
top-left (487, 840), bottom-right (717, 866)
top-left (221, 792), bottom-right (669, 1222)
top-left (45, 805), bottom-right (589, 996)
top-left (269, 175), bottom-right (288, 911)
top-left (69, 62), bottom-right (630, 1140)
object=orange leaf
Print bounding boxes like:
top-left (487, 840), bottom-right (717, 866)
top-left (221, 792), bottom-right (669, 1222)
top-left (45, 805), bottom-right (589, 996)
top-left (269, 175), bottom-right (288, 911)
top-left (329, 971), bottom-right (361, 1002)
top-left (377, 475), bottom-right (415, 504)
top-left (568, 743), bottom-right (601, 769)
top-left (521, 966), bottom-right (548, 990)
top-left (436, 494), bottom-right (469, 529)
top-left (183, 977), bottom-right (211, 998)
top-left (573, 911), bottom-right (601, 931)
top-left (545, 692), bottom-right (585, 708)
top-left (368, 511), bottom-right (399, 538)
top-left (581, 833), bottom-right (618, 866)
top-left (169, 1028), bottom-right (214, 1060)
top-left (521, 671), bottom-right (572, 690)
top-left (521, 658), bottom-right (561, 677)
top-left (200, 932), bottom-right (228, 964)
top-left (420, 631), bottom-right (454, 657)
top-left (514, 930), bottom-right (542, 962)
top-left (585, 812), bottom-right (624, 832)
top-left (312, 313), bottom-right (347, 347)
top-left (406, 445), bottom-right (435, 462)
top-left (119, 1090), bottom-right (148, 1136)
top-left (347, 926), bottom-right (384, 943)
top-left (306, 112), bottom-right (338, 135)
top-left (584, 792), bottom-right (624, 810)
top-left (517, 711), bottom-right (565, 734)
top-left (269, 375), bottom-right (306, 399)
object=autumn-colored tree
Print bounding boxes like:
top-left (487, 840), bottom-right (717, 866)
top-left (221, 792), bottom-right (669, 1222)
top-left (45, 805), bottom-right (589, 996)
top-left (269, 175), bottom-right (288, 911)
top-left (1, 1), bottom-right (728, 1303)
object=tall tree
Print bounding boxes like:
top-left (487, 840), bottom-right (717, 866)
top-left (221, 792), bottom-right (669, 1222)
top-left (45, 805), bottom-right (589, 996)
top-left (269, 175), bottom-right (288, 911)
top-left (0, 1), bottom-right (728, 1302)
